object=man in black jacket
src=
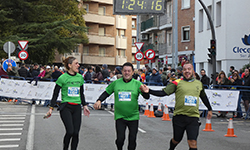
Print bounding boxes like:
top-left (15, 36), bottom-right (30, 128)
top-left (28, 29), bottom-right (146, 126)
top-left (18, 63), bottom-right (28, 78)
top-left (200, 69), bottom-right (210, 89)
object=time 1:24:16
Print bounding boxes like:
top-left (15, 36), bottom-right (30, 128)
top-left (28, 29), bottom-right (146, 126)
top-left (122, 0), bottom-right (162, 11)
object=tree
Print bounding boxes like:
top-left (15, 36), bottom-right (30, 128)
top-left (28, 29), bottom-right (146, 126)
top-left (0, 0), bottom-right (88, 64)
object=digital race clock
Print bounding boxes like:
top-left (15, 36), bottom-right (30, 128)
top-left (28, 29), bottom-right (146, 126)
top-left (114, 0), bottom-right (165, 15)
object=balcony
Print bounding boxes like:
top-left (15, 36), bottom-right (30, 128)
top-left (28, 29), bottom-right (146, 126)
top-left (88, 33), bottom-right (115, 45)
top-left (141, 17), bottom-right (159, 33)
top-left (116, 36), bottom-right (127, 49)
top-left (64, 53), bottom-right (81, 62)
top-left (132, 30), bottom-right (137, 37)
top-left (82, 55), bottom-right (115, 65)
top-left (83, 13), bottom-right (115, 25)
top-left (158, 43), bottom-right (172, 56)
top-left (132, 47), bottom-right (137, 53)
top-left (116, 15), bottom-right (127, 29)
top-left (116, 55), bottom-right (127, 66)
top-left (90, 0), bottom-right (113, 4)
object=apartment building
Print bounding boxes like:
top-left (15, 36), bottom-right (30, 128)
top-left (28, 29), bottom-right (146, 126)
top-left (138, 0), bottom-right (195, 69)
top-left (195, 0), bottom-right (250, 76)
top-left (54, 0), bottom-right (133, 68)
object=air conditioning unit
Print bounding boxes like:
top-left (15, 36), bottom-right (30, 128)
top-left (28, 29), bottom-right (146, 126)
top-left (141, 34), bottom-right (148, 40)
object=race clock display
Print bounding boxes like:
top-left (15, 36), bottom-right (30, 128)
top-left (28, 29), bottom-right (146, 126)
top-left (114, 0), bottom-right (165, 15)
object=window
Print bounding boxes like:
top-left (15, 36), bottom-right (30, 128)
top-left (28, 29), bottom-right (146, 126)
top-left (99, 48), bottom-right (105, 56)
top-left (182, 0), bottom-right (190, 9)
top-left (199, 9), bottom-right (203, 32)
top-left (98, 6), bottom-right (106, 15)
top-left (83, 46), bottom-right (89, 55)
top-left (132, 20), bottom-right (136, 28)
top-left (207, 5), bottom-right (212, 30)
top-left (132, 55), bottom-right (135, 63)
top-left (168, 33), bottom-right (172, 46)
top-left (120, 50), bottom-right (125, 57)
top-left (83, 4), bottom-right (89, 12)
top-left (99, 27), bottom-right (105, 36)
top-left (216, 1), bottom-right (221, 27)
top-left (73, 45), bottom-right (79, 53)
top-left (168, 4), bottom-right (172, 17)
top-left (182, 26), bottom-right (190, 41)
top-left (132, 38), bottom-right (136, 46)
top-left (120, 30), bottom-right (125, 36)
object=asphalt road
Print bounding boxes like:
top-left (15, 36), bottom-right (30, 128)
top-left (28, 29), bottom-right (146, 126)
top-left (0, 102), bottom-right (250, 150)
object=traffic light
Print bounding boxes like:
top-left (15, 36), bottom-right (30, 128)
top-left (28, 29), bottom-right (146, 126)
top-left (210, 39), bottom-right (216, 55)
top-left (207, 48), bottom-right (212, 64)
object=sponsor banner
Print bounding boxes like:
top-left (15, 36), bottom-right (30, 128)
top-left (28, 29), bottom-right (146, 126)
top-left (0, 79), bottom-right (239, 111)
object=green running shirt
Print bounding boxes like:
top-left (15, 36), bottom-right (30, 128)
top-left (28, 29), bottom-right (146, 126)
top-left (56, 72), bottom-right (84, 104)
top-left (163, 78), bottom-right (205, 118)
top-left (106, 78), bottom-right (142, 121)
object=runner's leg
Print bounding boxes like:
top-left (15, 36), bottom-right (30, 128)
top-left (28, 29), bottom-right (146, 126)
top-left (71, 105), bottom-right (82, 150)
top-left (115, 118), bottom-right (127, 150)
top-left (127, 120), bottom-right (138, 150)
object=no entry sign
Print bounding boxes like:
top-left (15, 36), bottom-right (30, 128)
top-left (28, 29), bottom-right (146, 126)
top-left (145, 49), bottom-right (155, 60)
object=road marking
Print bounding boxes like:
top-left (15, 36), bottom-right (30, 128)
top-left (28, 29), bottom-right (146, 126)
top-left (0, 121), bottom-right (25, 123)
top-left (26, 104), bottom-right (35, 150)
top-left (0, 133), bottom-right (22, 136)
top-left (0, 145), bottom-right (19, 148)
top-left (0, 138), bottom-right (21, 142)
top-left (0, 128), bottom-right (23, 131)
top-left (0, 124), bottom-right (24, 127)
top-left (0, 115), bottom-right (26, 117)
top-left (106, 111), bottom-right (147, 134)
top-left (0, 117), bottom-right (25, 120)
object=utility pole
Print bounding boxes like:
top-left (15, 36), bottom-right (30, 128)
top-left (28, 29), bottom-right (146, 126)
top-left (136, 15), bottom-right (140, 69)
top-left (172, 0), bottom-right (178, 69)
top-left (198, 0), bottom-right (217, 85)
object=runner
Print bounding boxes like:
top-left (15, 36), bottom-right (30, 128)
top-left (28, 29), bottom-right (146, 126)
top-left (93, 62), bottom-right (149, 150)
top-left (140, 62), bottom-right (212, 150)
top-left (45, 56), bottom-right (90, 150)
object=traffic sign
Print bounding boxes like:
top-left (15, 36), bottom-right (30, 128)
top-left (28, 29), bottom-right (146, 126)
top-left (18, 50), bottom-right (29, 60)
top-left (2, 59), bottom-right (17, 72)
top-left (18, 41), bottom-right (28, 50)
top-left (135, 42), bottom-right (144, 51)
top-left (145, 49), bottom-right (155, 60)
top-left (134, 51), bottom-right (144, 61)
top-left (3, 41), bottom-right (16, 54)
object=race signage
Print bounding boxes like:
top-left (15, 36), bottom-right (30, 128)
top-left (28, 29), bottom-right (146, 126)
top-left (145, 49), bottom-right (155, 60)
top-left (134, 51), bottom-right (144, 61)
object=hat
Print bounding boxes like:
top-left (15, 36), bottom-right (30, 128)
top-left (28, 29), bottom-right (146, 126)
top-left (152, 67), bottom-right (158, 71)
top-left (166, 70), bottom-right (171, 75)
top-left (46, 66), bottom-right (51, 69)
top-left (176, 66), bottom-right (183, 71)
top-left (102, 64), bottom-right (108, 69)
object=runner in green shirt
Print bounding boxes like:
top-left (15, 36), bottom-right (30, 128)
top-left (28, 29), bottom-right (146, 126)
top-left (140, 62), bottom-right (212, 150)
top-left (94, 62), bottom-right (149, 150)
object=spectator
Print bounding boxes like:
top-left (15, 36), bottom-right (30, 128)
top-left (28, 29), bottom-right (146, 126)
top-left (176, 66), bottom-right (183, 79)
top-left (148, 67), bottom-right (162, 85)
top-left (7, 63), bottom-right (19, 77)
top-left (200, 69), bottom-right (210, 88)
top-left (216, 71), bottom-right (231, 88)
top-left (230, 72), bottom-right (243, 118)
top-left (79, 66), bottom-right (84, 75)
top-left (43, 66), bottom-right (52, 79)
top-left (92, 66), bottom-right (103, 83)
top-left (109, 71), bottom-right (117, 82)
top-left (101, 64), bottom-right (109, 80)
top-left (132, 69), bottom-right (141, 81)
top-left (145, 68), bottom-right (152, 82)
top-left (114, 66), bottom-right (122, 75)
top-left (31, 63), bottom-right (40, 77)
top-left (84, 67), bottom-right (92, 83)
top-left (228, 66), bottom-right (235, 78)
top-left (159, 69), bottom-right (163, 77)
top-left (25, 64), bottom-right (32, 77)
top-left (239, 68), bottom-right (243, 77)
top-left (242, 68), bottom-right (250, 115)
top-left (28, 65), bottom-right (52, 86)
top-left (18, 63), bottom-right (28, 78)
top-left (167, 65), bottom-right (171, 71)
top-left (161, 68), bottom-right (171, 86)
top-left (138, 69), bottom-right (146, 82)
top-left (181, 57), bottom-right (188, 67)
top-left (51, 66), bottom-right (62, 80)
top-left (0, 65), bottom-right (8, 78)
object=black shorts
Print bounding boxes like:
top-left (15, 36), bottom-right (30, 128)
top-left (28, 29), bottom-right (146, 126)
top-left (172, 115), bottom-right (201, 142)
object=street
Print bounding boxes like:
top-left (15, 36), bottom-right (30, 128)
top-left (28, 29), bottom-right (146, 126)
top-left (0, 102), bottom-right (250, 150)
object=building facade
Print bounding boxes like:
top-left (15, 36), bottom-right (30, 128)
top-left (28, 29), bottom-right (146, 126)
top-left (195, 0), bottom-right (250, 77)
top-left (54, 0), bottom-right (134, 68)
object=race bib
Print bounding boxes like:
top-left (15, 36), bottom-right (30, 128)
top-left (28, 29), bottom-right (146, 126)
top-left (68, 87), bottom-right (80, 97)
top-left (118, 92), bottom-right (131, 101)
top-left (184, 95), bottom-right (197, 106)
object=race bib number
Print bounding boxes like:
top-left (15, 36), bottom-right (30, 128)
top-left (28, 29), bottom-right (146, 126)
top-left (68, 87), bottom-right (80, 97)
top-left (118, 92), bottom-right (131, 101)
top-left (184, 95), bottom-right (197, 106)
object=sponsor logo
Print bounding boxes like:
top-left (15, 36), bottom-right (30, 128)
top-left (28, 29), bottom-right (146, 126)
top-left (226, 101), bottom-right (234, 107)
top-left (211, 101), bottom-right (220, 106)
top-left (212, 92), bottom-right (221, 98)
top-left (227, 92), bottom-right (235, 98)
top-left (242, 34), bottom-right (250, 45)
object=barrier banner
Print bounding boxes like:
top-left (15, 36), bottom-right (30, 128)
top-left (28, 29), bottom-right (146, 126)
top-left (0, 78), bottom-right (239, 111)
